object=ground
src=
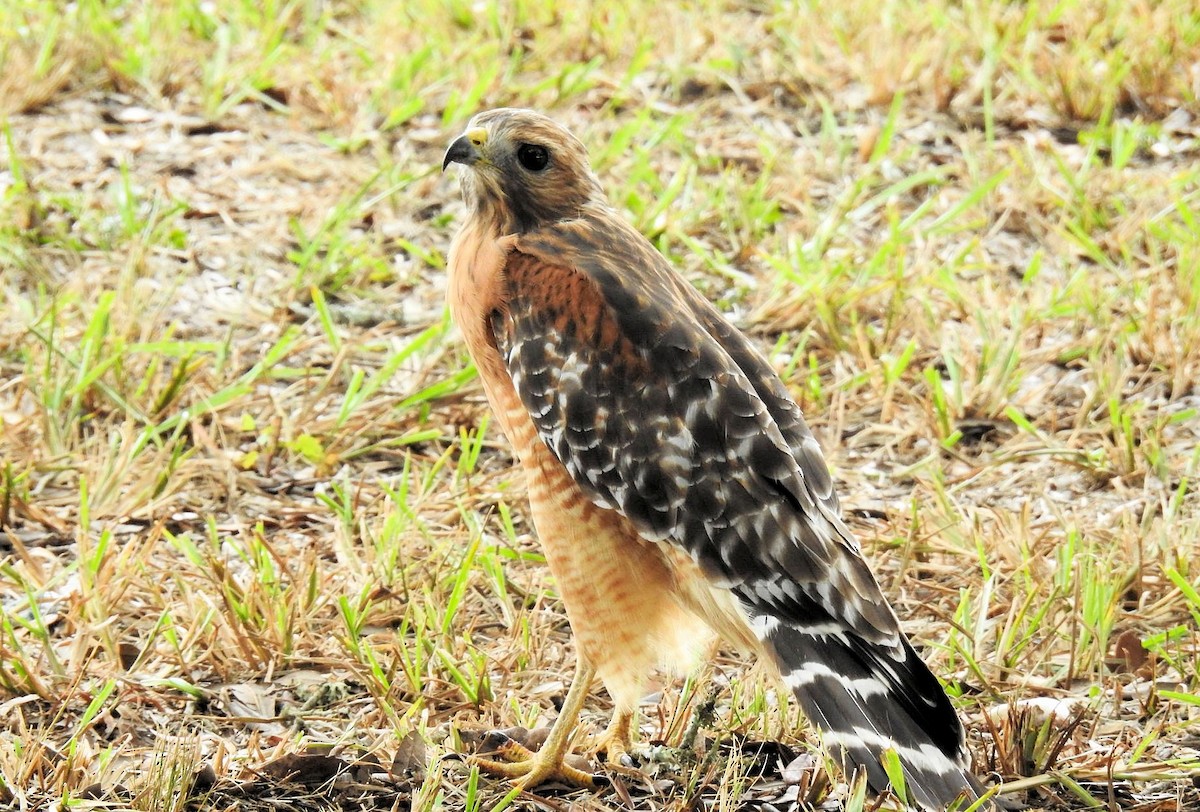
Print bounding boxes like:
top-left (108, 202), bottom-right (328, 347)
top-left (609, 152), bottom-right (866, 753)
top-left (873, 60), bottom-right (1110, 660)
top-left (1, 2), bottom-right (1199, 811)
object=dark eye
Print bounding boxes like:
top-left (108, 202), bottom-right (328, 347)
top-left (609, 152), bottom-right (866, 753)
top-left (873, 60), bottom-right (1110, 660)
top-left (517, 143), bottom-right (549, 171)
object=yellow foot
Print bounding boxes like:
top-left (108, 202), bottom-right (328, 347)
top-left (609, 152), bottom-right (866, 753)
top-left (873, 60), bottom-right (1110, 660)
top-left (590, 728), bottom-right (633, 768)
top-left (470, 729), bottom-right (602, 790)
top-left (588, 712), bottom-right (647, 781)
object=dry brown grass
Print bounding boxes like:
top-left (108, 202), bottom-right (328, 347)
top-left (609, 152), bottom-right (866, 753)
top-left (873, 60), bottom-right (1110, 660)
top-left (2, 1), bottom-right (1199, 810)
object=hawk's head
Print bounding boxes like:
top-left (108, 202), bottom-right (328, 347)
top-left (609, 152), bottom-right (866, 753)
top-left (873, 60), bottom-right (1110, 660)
top-left (443, 108), bottom-right (603, 233)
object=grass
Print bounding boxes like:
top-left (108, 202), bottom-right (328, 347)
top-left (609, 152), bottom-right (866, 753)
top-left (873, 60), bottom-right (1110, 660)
top-left (1, 0), bottom-right (1199, 809)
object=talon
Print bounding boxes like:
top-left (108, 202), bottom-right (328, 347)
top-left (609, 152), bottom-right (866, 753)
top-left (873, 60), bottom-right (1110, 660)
top-left (460, 659), bottom-right (606, 791)
top-left (469, 752), bottom-right (600, 789)
top-left (479, 733), bottom-right (537, 764)
top-left (467, 728), bottom-right (600, 789)
top-left (481, 729), bottom-right (516, 749)
top-left (589, 711), bottom-right (648, 781)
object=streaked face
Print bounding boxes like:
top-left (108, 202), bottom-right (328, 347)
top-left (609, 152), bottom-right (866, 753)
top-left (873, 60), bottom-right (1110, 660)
top-left (443, 108), bottom-right (601, 232)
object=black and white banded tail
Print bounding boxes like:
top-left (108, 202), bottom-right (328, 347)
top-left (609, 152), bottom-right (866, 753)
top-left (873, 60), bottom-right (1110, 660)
top-left (751, 610), bottom-right (988, 810)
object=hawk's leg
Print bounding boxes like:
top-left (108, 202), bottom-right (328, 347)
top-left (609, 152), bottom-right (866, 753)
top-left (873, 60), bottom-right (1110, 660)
top-left (471, 657), bottom-right (601, 790)
top-left (590, 708), bottom-right (636, 768)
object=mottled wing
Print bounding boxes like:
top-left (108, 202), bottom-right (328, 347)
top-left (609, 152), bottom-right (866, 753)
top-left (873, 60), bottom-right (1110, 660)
top-left (495, 220), bottom-right (893, 641)
top-left (688, 301), bottom-right (842, 516)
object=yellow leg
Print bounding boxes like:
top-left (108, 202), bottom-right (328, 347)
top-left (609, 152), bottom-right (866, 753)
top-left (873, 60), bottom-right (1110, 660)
top-left (472, 657), bottom-right (601, 790)
top-left (590, 709), bottom-right (635, 767)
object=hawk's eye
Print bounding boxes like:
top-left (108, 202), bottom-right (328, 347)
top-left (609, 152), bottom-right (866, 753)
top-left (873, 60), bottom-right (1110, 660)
top-left (517, 143), bottom-right (550, 171)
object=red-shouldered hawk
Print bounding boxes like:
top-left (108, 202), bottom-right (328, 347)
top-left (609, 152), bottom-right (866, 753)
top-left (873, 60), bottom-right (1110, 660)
top-left (442, 108), bottom-right (992, 810)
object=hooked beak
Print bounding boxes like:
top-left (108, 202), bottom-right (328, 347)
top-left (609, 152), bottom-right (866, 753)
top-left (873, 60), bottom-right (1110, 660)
top-left (442, 127), bottom-right (488, 172)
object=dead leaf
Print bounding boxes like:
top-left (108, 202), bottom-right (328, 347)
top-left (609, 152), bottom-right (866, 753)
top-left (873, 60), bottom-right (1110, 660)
top-left (1112, 629), bottom-right (1150, 677)
top-left (259, 752), bottom-right (346, 785)
top-left (390, 730), bottom-right (427, 779)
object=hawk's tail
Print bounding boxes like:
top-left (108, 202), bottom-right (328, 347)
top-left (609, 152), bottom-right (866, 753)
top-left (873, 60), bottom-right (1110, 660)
top-left (754, 614), bottom-right (988, 810)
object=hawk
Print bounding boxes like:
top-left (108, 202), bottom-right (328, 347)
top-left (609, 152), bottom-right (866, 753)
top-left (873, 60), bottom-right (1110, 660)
top-left (442, 108), bottom-right (991, 809)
